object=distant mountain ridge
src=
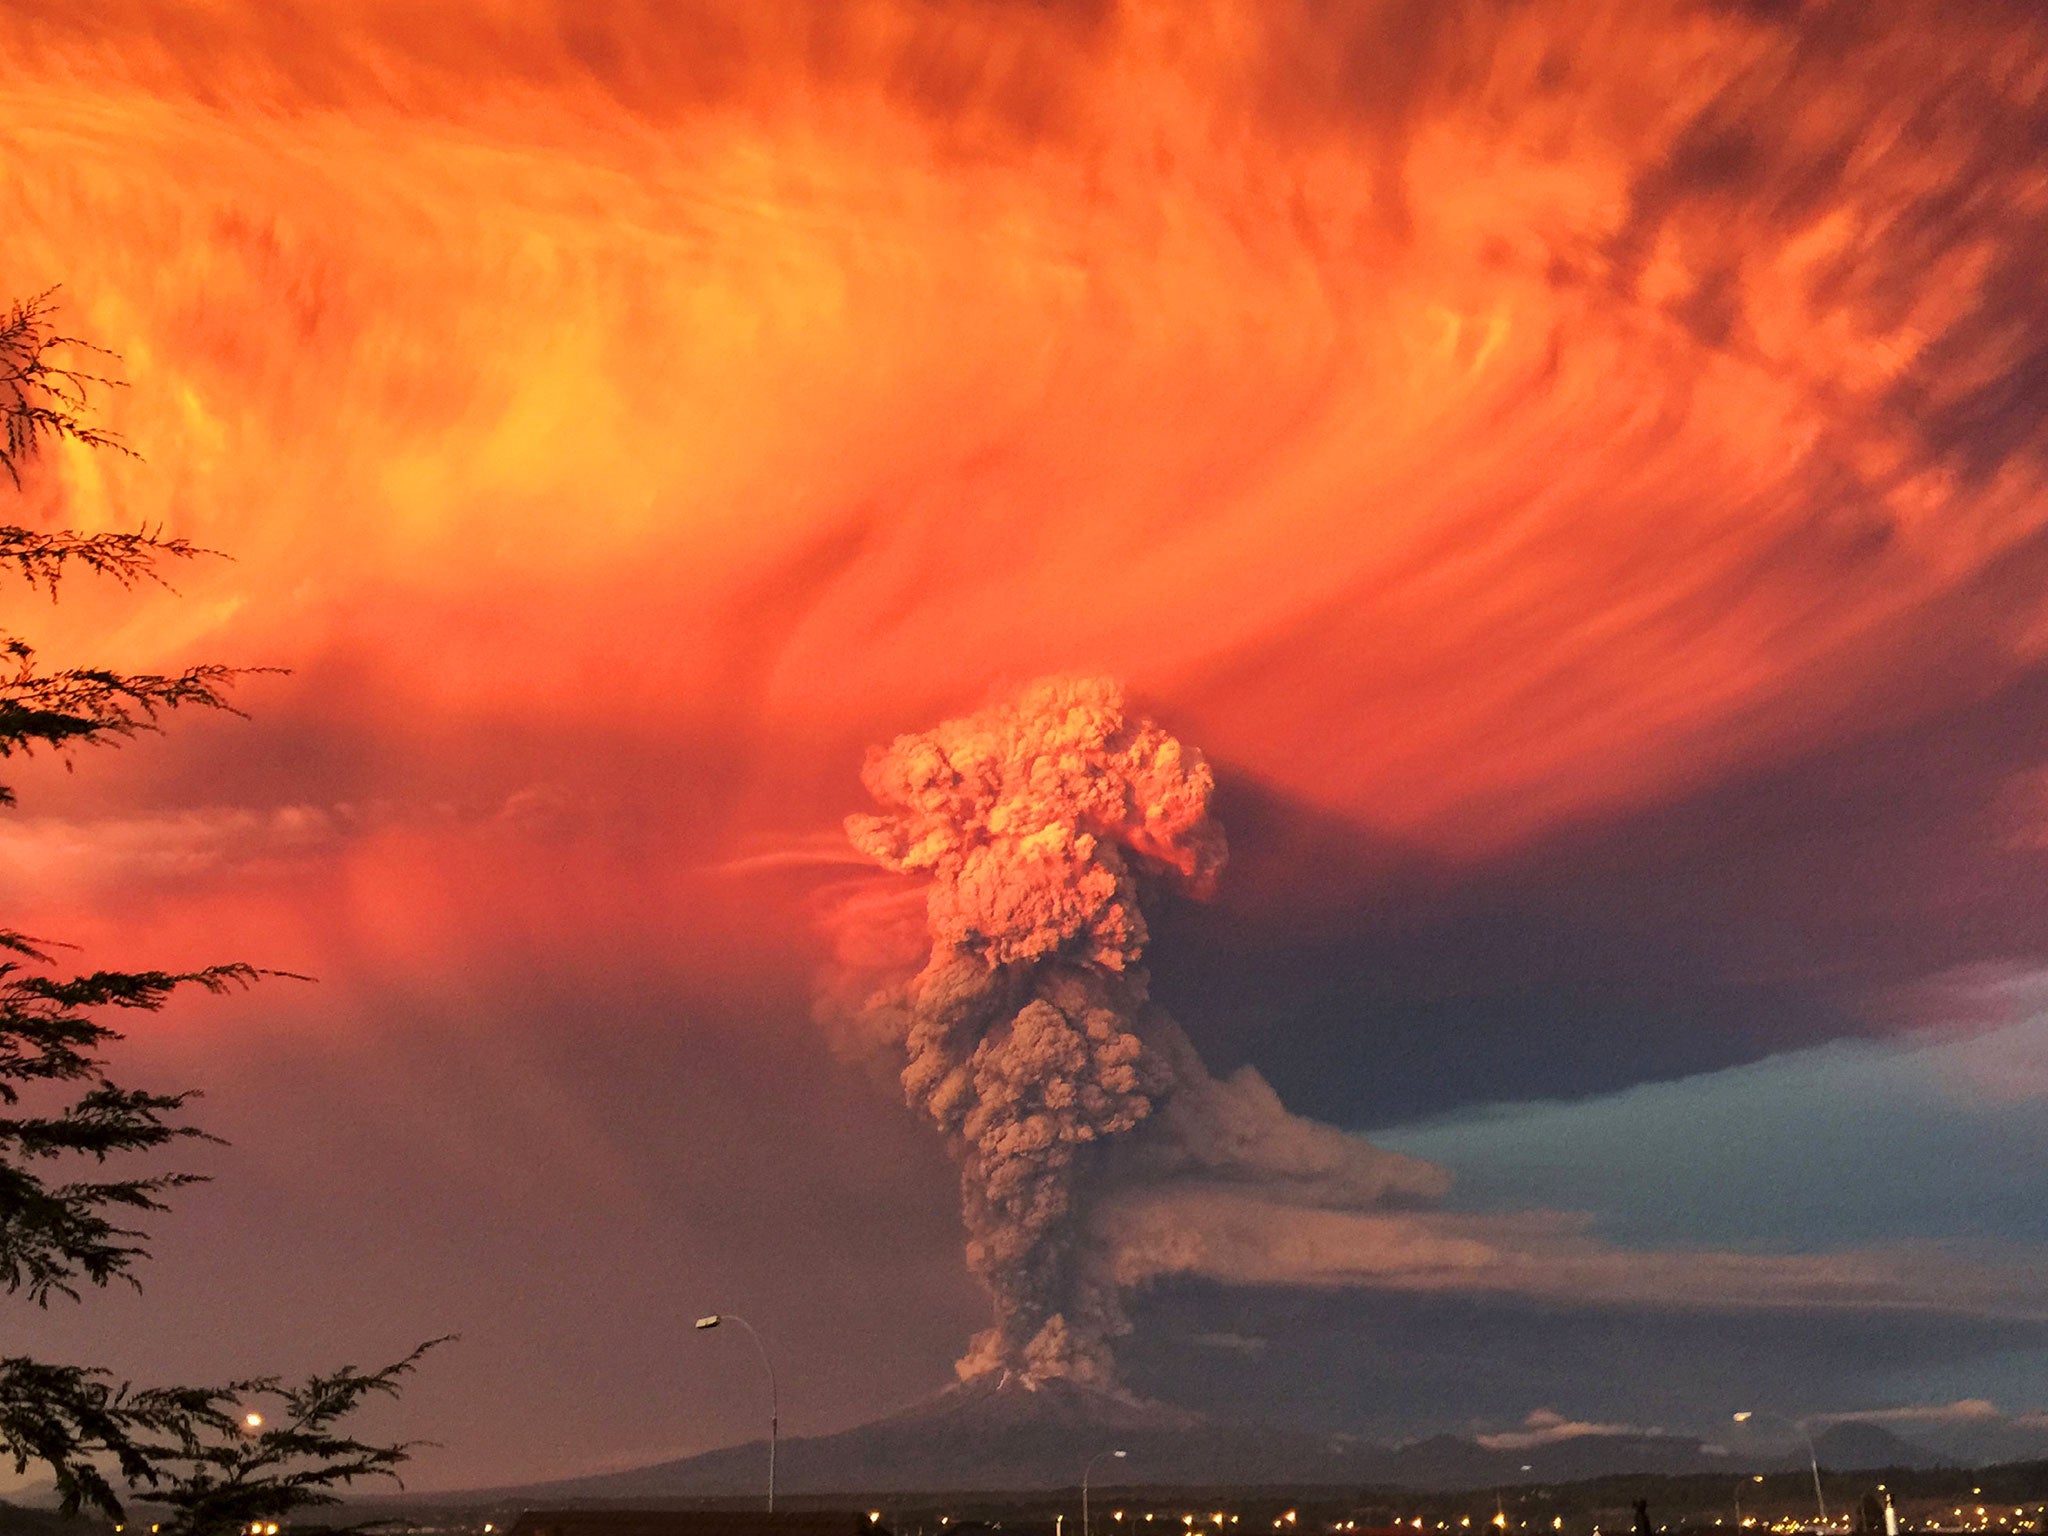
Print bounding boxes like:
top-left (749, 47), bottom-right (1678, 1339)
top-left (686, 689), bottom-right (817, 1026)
top-left (1798, 1424), bottom-right (1955, 1473)
top-left (428, 1379), bottom-right (1955, 1504)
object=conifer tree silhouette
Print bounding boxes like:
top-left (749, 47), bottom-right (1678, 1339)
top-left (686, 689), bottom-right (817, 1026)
top-left (0, 290), bottom-right (445, 1533)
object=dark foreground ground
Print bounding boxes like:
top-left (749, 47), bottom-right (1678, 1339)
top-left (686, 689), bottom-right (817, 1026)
top-left (17, 1460), bottom-right (2048, 1536)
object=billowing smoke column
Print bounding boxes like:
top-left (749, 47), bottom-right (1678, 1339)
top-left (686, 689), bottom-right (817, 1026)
top-left (841, 675), bottom-right (1443, 1386)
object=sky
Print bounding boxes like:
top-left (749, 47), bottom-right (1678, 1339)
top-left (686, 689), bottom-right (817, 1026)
top-left (6, 0), bottom-right (2048, 1492)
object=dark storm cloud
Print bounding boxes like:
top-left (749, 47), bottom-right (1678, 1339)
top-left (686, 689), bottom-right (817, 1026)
top-left (1153, 652), bottom-right (2048, 1125)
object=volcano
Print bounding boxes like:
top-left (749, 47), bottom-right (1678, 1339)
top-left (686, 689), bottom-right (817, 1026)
top-left (441, 1376), bottom-right (1852, 1503)
top-left (473, 1377), bottom-right (1376, 1500)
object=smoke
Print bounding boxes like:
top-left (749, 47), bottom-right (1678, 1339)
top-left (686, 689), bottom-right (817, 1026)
top-left (829, 677), bottom-right (2048, 1381)
top-left (836, 675), bottom-right (1443, 1386)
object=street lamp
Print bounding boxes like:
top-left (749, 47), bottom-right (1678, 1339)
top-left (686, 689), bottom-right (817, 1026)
top-left (1083, 1449), bottom-right (1129, 1536)
top-left (1733, 1412), bottom-right (1826, 1525)
top-left (697, 1314), bottom-right (778, 1512)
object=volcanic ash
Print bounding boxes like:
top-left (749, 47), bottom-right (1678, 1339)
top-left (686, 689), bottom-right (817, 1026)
top-left (837, 676), bottom-right (1443, 1387)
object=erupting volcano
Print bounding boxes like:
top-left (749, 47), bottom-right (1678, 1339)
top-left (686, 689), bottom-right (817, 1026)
top-left (833, 676), bottom-right (1444, 1388)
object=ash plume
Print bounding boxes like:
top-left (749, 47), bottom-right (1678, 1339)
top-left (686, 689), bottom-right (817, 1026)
top-left (836, 675), bottom-right (1444, 1387)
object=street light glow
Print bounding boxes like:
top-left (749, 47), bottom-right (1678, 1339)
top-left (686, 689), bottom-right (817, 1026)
top-left (243, 1412), bottom-right (264, 1429)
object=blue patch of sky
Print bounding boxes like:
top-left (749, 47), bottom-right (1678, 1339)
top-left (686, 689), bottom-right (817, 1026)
top-left (1368, 1008), bottom-right (2048, 1251)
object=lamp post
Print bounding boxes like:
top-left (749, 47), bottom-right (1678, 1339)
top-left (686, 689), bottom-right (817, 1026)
top-left (1083, 1448), bottom-right (1128, 1536)
top-left (1733, 1412), bottom-right (1826, 1525)
top-left (697, 1313), bottom-right (778, 1512)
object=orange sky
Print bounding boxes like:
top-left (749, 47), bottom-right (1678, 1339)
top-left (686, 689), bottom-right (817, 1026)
top-left (10, 0), bottom-right (2048, 1487)
top-left (9, 0), bottom-right (2048, 894)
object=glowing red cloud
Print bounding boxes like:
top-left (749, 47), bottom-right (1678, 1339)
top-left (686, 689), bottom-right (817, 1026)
top-left (5, 0), bottom-right (2046, 878)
